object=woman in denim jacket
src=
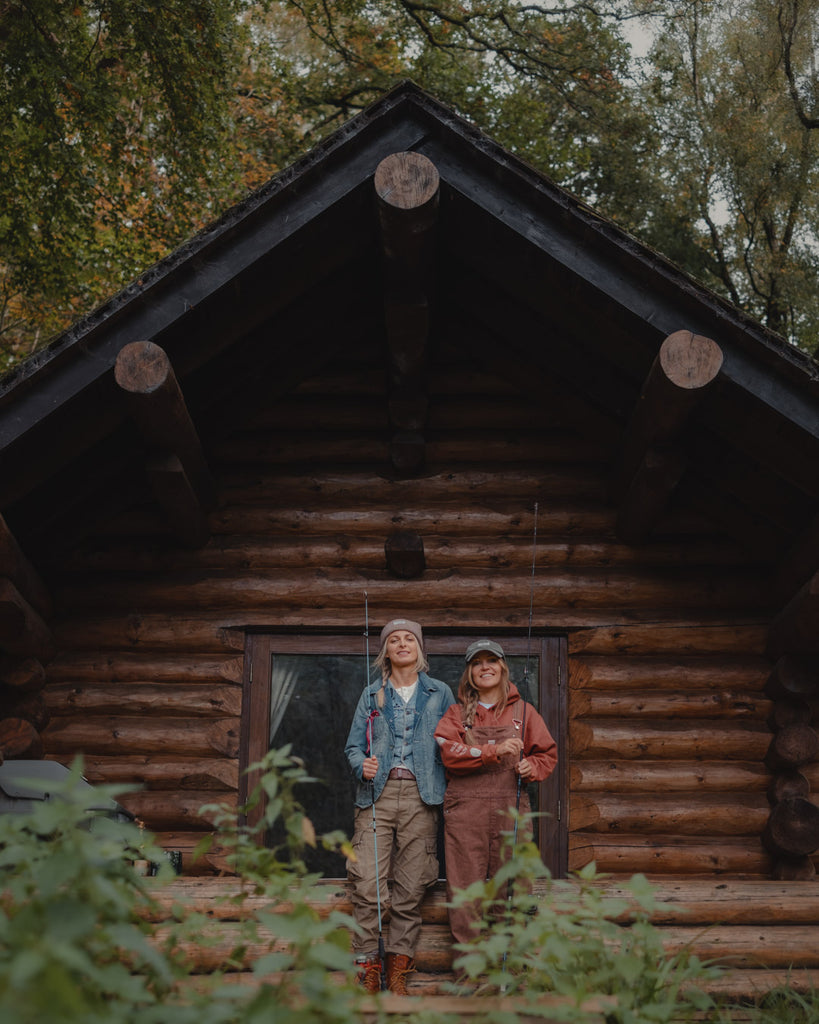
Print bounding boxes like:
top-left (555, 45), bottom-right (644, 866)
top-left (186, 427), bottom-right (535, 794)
top-left (345, 617), bottom-right (455, 994)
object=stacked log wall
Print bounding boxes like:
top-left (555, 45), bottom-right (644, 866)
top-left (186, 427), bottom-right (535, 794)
top-left (39, 355), bottom-right (778, 876)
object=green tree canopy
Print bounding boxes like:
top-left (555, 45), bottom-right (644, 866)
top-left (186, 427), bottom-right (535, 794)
top-left (2, 0), bottom-right (819, 371)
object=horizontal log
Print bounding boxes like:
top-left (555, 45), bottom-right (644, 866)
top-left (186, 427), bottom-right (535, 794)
top-left (53, 535), bottom-right (756, 575)
top-left (49, 612), bottom-right (769, 657)
top-left (212, 433), bottom-right (608, 466)
top-left (74, 755), bottom-right (238, 791)
top-left (0, 578), bottom-right (54, 662)
top-left (570, 760), bottom-right (771, 793)
top-left (571, 689), bottom-right (769, 720)
top-left (570, 719), bottom-right (771, 760)
top-left (0, 656), bottom-right (45, 692)
top-left (151, 920), bottom-right (456, 973)
top-left (570, 793), bottom-right (769, 835)
top-left (42, 716), bottom-right (240, 758)
top-left (151, 830), bottom-right (228, 875)
top-left (569, 623), bottom-right (767, 657)
top-left (569, 655), bottom-right (768, 691)
top-left (568, 834), bottom-right (770, 876)
top-left (55, 567), bottom-right (769, 614)
top-left (660, 923), bottom-right (819, 968)
top-left (45, 683), bottom-right (241, 717)
top-left (116, 789), bottom-right (234, 831)
top-left (146, 875), bottom-right (819, 927)
top-left (45, 653), bottom-right (243, 685)
top-left (589, 878), bottom-right (819, 925)
top-left (208, 504), bottom-right (613, 537)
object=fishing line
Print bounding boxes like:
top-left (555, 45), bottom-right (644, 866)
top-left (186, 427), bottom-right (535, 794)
top-left (364, 592), bottom-right (387, 988)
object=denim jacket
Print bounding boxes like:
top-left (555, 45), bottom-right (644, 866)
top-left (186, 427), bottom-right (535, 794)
top-left (345, 672), bottom-right (455, 808)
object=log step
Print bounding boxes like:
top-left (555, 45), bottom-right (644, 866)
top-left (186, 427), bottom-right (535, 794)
top-left (143, 876), bottom-right (819, 1003)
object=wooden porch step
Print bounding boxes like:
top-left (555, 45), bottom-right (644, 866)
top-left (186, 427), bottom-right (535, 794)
top-left (145, 876), bottom-right (819, 1003)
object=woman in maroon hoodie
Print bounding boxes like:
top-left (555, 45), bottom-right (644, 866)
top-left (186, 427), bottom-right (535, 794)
top-left (434, 639), bottom-right (557, 946)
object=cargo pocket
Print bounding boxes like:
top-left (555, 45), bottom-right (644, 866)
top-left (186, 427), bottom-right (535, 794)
top-left (421, 835), bottom-right (439, 888)
top-left (346, 829), bottom-right (368, 883)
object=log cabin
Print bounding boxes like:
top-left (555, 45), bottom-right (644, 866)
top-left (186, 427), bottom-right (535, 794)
top-left (2, 81), bottom-right (819, 1001)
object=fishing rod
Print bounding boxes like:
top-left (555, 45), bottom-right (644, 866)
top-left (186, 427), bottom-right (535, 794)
top-left (515, 501), bottom-right (538, 833)
top-left (364, 592), bottom-right (387, 990)
top-left (502, 503), bottom-right (539, 988)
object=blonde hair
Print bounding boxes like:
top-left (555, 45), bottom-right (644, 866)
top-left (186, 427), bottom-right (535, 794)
top-left (458, 657), bottom-right (511, 742)
top-left (372, 636), bottom-right (429, 708)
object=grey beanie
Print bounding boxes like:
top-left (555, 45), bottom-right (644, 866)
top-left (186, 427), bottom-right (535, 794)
top-left (380, 618), bottom-right (424, 649)
top-left (465, 639), bottom-right (505, 663)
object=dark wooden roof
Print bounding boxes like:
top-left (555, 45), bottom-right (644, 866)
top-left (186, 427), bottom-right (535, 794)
top-left (2, 81), bottom-right (819, 607)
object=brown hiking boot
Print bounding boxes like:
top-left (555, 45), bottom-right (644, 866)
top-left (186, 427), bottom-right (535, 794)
top-left (386, 953), bottom-right (415, 995)
top-left (356, 956), bottom-right (383, 993)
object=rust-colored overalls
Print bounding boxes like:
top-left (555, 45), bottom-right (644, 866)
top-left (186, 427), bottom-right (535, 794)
top-left (442, 719), bottom-right (532, 946)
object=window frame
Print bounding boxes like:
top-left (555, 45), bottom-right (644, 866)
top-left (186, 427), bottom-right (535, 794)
top-left (240, 631), bottom-right (567, 877)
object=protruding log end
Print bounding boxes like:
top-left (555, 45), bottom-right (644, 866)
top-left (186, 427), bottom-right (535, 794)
top-left (0, 717), bottom-right (43, 760)
top-left (767, 770), bottom-right (810, 805)
top-left (385, 531), bottom-right (426, 579)
top-left (659, 330), bottom-right (723, 391)
top-left (764, 722), bottom-right (819, 772)
top-left (375, 151), bottom-right (440, 213)
top-left (763, 796), bottom-right (819, 858)
top-left (115, 340), bottom-right (172, 395)
top-left (0, 656), bottom-right (46, 692)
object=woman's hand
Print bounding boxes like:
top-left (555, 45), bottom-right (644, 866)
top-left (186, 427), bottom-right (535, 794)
top-left (496, 737), bottom-right (523, 758)
top-left (516, 758), bottom-right (533, 779)
top-left (362, 755), bottom-right (379, 781)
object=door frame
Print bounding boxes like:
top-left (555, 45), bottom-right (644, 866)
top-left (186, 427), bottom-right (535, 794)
top-left (240, 630), bottom-right (567, 877)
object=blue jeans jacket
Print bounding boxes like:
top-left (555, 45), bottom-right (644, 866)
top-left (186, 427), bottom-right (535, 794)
top-left (345, 672), bottom-right (455, 808)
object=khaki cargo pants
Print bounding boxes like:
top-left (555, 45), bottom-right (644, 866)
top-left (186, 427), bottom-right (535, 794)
top-left (347, 778), bottom-right (440, 957)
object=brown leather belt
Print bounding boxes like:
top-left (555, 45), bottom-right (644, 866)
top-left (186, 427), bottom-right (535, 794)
top-left (388, 767), bottom-right (416, 781)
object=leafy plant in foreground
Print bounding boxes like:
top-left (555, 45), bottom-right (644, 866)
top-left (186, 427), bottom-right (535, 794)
top-left (448, 815), bottom-right (721, 1024)
top-left (0, 752), bottom-right (367, 1024)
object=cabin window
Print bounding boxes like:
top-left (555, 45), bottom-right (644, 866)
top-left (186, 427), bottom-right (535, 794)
top-left (242, 633), bottom-right (566, 879)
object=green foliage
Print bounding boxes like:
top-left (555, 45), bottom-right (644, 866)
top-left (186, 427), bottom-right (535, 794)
top-left (5, 1), bottom-right (819, 364)
top-left (0, 751), bottom-right (364, 1024)
top-left (0, 759), bottom-right (182, 1023)
top-left (447, 818), bottom-right (720, 1023)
